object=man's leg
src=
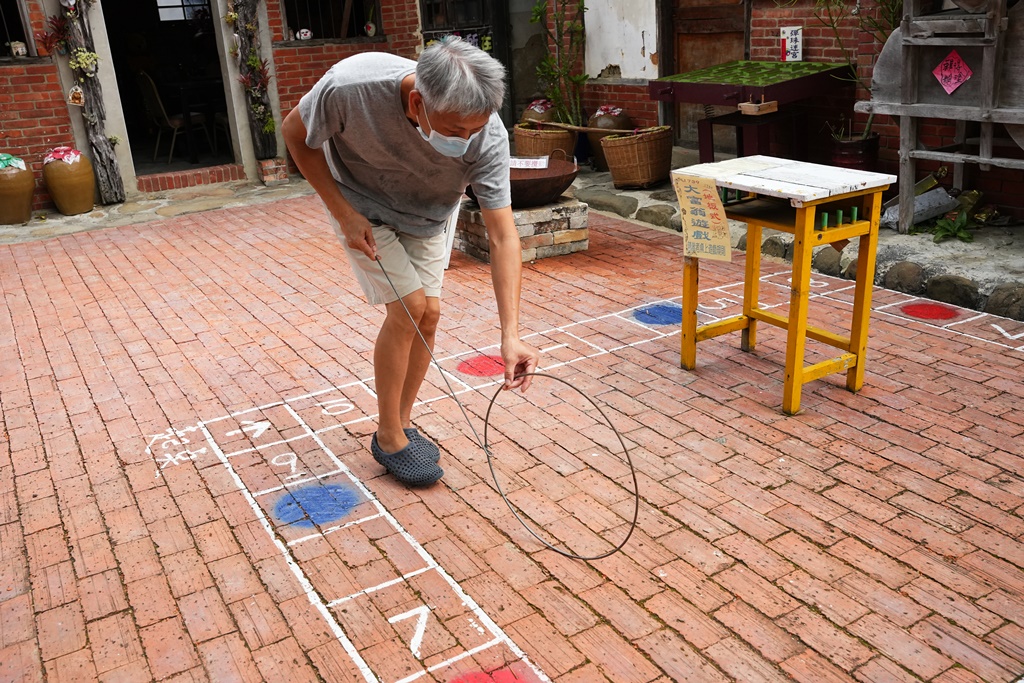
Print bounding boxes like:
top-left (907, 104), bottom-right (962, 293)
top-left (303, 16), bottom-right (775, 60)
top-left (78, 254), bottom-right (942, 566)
top-left (373, 289), bottom-right (431, 454)
top-left (399, 296), bottom-right (440, 428)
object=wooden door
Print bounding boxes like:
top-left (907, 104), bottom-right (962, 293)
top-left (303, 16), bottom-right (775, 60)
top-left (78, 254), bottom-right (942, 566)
top-left (674, 0), bottom-right (747, 146)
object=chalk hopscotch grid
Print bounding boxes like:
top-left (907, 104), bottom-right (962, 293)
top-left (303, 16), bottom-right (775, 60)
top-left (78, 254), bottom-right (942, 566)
top-left (195, 405), bottom-right (551, 683)
top-left (148, 272), bottom-right (1023, 682)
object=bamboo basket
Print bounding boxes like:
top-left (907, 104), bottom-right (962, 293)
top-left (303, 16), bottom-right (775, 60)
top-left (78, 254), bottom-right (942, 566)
top-left (600, 126), bottom-right (673, 189)
top-left (513, 122), bottom-right (577, 159)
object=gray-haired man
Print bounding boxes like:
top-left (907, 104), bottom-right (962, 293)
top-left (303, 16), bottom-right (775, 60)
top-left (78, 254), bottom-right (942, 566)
top-left (282, 38), bottom-right (539, 487)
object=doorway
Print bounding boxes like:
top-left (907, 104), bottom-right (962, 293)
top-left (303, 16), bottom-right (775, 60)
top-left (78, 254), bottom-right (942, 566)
top-left (673, 0), bottom-right (747, 148)
top-left (101, 0), bottom-right (233, 176)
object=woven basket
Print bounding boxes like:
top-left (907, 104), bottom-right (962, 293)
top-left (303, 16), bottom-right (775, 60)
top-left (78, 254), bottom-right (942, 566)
top-left (600, 126), bottom-right (673, 189)
top-left (513, 122), bottom-right (577, 159)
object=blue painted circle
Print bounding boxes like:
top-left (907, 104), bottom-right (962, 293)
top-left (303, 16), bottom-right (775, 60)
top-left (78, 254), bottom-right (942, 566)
top-left (633, 304), bottom-right (683, 326)
top-left (273, 483), bottom-right (361, 528)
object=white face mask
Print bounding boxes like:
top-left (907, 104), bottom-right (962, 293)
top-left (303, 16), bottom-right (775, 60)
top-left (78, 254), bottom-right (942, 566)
top-left (417, 101), bottom-right (479, 158)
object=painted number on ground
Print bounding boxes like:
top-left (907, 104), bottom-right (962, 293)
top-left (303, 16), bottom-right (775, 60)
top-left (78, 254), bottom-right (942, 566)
top-left (389, 605), bottom-right (430, 658)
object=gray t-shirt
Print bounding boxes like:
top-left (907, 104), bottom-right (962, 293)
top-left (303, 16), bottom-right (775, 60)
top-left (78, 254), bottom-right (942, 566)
top-left (298, 51), bottom-right (511, 237)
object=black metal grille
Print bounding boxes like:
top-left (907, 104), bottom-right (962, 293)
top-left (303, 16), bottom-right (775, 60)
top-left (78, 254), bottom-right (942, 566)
top-left (283, 0), bottom-right (381, 40)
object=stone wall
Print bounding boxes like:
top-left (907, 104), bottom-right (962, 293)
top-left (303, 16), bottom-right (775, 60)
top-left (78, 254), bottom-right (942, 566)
top-left (457, 197), bottom-right (589, 263)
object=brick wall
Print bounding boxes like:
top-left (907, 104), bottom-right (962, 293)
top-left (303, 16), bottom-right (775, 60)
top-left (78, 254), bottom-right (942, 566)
top-left (582, 81), bottom-right (659, 129)
top-left (267, 0), bottom-right (421, 115)
top-left (0, 3), bottom-right (73, 210)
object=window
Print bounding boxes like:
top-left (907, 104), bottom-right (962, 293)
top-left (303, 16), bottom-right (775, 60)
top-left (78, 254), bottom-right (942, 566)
top-left (283, 0), bottom-right (382, 41)
top-left (420, 0), bottom-right (493, 51)
top-left (0, 0), bottom-right (31, 57)
top-left (156, 0), bottom-right (209, 22)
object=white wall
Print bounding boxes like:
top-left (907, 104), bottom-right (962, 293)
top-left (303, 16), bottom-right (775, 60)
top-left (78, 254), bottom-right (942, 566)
top-left (584, 0), bottom-right (658, 79)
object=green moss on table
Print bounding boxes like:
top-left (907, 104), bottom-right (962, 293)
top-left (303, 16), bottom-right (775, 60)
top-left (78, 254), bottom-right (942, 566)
top-left (658, 60), bottom-right (847, 87)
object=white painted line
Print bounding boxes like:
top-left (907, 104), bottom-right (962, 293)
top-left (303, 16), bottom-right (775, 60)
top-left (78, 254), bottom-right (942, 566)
top-left (992, 323), bottom-right (1024, 341)
top-left (556, 328), bottom-right (610, 354)
top-left (251, 468), bottom-right (345, 497)
top-left (327, 567), bottom-right (433, 607)
top-left (286, 512), bottom-right (385, 546)
top-left (393, 638), bottom-right (503, 683)
top-left (197, 423), bottom-right (378, 683)
top-left (944, 311), bottom-right (987, 328)
top-left (874, 307), bottom-right (1023, 352)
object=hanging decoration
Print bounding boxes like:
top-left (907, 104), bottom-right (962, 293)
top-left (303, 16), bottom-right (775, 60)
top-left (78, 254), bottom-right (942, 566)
top-left (226, 0), bottom-right (277, 160)
top-left (37, 0), bottom-right (125, 205)
top-left (68, 85), bottom-right (85, 106)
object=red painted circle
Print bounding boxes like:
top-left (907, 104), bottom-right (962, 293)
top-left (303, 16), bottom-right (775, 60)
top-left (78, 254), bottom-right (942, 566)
top-left (457, 354), bottom-right (505, 377)
top-left (900, 302), bottom-right (960, 321)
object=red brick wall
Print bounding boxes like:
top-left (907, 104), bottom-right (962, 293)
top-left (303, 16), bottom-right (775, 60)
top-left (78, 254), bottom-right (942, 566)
top-left (0, 3), bottom-right (73, 210)
top-left (267, 0), bottom-right (421, 114)
top-left (582, 83), bottom-right (658, 129)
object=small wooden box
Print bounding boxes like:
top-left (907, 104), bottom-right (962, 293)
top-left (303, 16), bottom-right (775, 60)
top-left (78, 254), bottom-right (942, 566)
top-left (738, 100), bottom-right (779, 115)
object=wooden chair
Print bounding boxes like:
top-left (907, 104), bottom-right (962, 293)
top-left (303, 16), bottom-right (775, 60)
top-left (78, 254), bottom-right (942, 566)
top-left (136, 71), bottom-right (213, 163)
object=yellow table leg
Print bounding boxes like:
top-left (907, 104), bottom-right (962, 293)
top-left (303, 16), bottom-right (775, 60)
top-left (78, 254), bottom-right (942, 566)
top-left (681, 255), bottom-right (699, 370)
top-left (741, 221), bottom-right (762, 352)
top-left (782, 206), bottom-right (816, 414)
top-left (846, 190), bottom-right (882, 392)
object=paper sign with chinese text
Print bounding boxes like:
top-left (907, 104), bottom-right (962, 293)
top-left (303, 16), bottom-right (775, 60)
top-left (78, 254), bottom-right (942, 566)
top-left (780, 26), bottom-right (803, 62)
top-left (673, 174), bottom-right (732, 262)
top-left (933, 50), bottom-right (973, 95)
top-left (510, 157), bottom-right (549, 169)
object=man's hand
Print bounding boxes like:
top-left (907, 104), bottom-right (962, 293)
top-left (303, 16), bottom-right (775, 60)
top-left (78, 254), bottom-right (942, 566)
top-left (282, 108), bottom-right (376, 259)
top-left (501, 338), bottom-right (540, 392)
top-left (332, 206), bottom-right (377, 261)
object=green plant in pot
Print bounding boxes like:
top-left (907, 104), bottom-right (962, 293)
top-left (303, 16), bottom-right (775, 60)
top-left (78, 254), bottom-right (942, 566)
top-left (529, 0), bottom-right (588, 127)
top-left (812, 0), bottom-right (901, 169)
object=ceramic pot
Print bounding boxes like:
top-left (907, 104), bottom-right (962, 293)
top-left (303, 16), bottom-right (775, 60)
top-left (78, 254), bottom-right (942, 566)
top-left (587, 110), bottom-right (632, 171)
top-left (43, 147), bottom-right (95, 216)
top-left (830, 133), bottom-right (880, 172)
top-left (0, 159), bottom-right (35, 225)
top-left (520, 99), bottom-right (556, 124)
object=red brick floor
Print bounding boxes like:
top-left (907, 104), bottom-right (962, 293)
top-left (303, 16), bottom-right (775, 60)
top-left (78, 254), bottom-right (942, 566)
top-left (2, 199), bottom-right (1024, 683)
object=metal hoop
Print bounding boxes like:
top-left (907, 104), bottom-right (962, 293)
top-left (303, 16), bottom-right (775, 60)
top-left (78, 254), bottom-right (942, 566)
top-left (482, 372), bottom-right (640, 561)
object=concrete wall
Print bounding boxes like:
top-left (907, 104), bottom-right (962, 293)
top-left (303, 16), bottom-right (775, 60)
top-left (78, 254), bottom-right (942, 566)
top-left (584, 0), bottom-right (658, 80)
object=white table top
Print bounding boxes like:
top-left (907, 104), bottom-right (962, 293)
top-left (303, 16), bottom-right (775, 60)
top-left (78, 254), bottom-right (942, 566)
top-left (674, 155), bottom-right (898, 207)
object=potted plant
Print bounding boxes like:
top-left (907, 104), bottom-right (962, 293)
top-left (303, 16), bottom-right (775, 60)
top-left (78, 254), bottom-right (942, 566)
top-left (514, 0), bottom-right (588, 158)
top-left (812, 0), bottom-right (901, 169)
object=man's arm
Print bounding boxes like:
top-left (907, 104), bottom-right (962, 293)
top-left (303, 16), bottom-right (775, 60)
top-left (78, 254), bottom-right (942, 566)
top-left (281, 108), bottom-right (376, 260)
top-left (480, 205), bottom-right (540, 392)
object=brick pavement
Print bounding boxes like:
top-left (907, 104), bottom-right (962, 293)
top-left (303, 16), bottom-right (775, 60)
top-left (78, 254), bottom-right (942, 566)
top-left (1, 197), bottom-right (1023, 683)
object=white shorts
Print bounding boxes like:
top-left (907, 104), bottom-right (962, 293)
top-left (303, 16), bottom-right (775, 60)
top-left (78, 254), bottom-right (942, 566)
top-left (330, 215), bottom-right (449, 305)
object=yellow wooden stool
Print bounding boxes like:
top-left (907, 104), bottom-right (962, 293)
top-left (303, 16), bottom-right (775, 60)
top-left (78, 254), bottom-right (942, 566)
top-left (678, 156), bottom-right (897, 414)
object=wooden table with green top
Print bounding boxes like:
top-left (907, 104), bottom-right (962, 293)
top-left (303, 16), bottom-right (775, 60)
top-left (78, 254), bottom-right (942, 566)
top-left (649, 60), bottom-right (854, 163)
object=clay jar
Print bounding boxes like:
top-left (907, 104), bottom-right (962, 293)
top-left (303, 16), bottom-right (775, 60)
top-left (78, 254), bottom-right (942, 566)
top-left (520, 98), bottom-right (556, 124)
top-left (0, 154), bottom-right (35, 225)
top-left (43, 146), bottom-right (95, 216)
top-left (587, 107), bottom-right (633, 171)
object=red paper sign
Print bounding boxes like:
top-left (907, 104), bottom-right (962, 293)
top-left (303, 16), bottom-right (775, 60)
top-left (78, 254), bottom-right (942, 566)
top-left (933, 50), bottom-right (973, 95)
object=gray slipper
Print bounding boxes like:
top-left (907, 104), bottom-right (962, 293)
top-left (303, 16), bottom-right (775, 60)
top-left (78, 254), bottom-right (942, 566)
top-left (371, 433), bottom-right (444, 487)
top-left (404, 427), bottom-right (440, 463)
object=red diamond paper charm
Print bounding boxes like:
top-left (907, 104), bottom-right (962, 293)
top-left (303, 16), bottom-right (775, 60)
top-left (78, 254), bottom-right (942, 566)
top-left (933, 50), bottom-right (973, 95)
